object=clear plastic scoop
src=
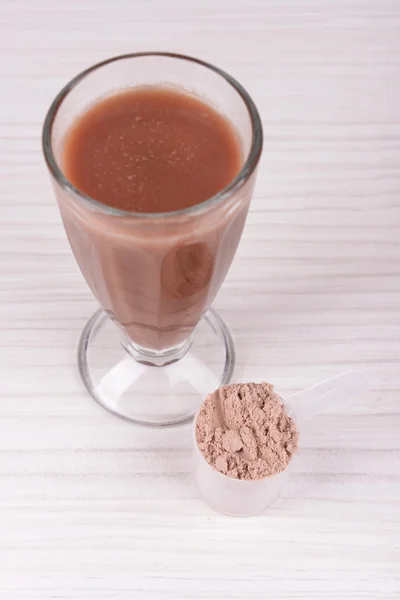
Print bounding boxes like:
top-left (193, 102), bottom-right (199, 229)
top-left (193, 370), bottom-right (370, 516)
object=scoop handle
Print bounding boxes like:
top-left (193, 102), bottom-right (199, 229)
top-left (286, 370), bottom-right (370, 423)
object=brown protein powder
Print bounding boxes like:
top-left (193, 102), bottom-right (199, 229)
top-left (195, 382), bottom-right (299, 480)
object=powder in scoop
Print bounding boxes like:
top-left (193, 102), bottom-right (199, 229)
top-left (195, 382), bottom-right (299, 480)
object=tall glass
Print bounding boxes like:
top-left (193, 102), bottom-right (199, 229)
top-left (43, 53), bottom-right (262, 426)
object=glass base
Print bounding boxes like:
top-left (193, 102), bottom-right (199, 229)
top-left (77, 308), bottom-right (235, 426)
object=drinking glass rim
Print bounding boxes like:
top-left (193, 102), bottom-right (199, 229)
top-left (42, 51), bottom-right (263, 220)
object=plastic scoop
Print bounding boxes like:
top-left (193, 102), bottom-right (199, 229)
top-left (193, 370), bottom-right (369, 516)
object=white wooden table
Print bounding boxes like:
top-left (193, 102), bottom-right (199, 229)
top-left (1, 1), bottom-right (399, 598)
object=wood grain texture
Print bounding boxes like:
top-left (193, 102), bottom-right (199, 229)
top-left (0, 0), bottom-right (399, 598)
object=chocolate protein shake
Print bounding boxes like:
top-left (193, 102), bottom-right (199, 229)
top-left (56, 86), bottom-right (255, 351)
